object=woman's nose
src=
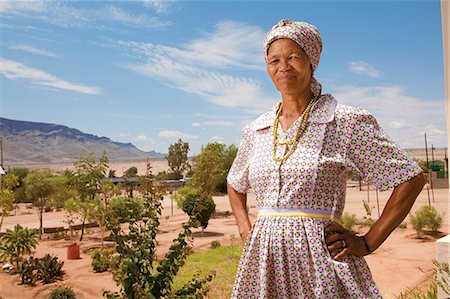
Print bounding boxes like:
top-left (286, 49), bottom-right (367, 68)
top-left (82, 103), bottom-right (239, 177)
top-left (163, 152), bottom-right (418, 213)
top-left (279, 59), bottom-right (291, 71)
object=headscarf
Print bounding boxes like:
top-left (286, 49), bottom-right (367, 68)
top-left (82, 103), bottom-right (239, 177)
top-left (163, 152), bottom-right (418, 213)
top-left (263, 19), bottom-right (323, 96)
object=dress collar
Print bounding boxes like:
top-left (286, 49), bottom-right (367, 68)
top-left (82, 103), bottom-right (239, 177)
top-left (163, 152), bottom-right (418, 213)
top-left (251, 94), bottom-right (337, 131)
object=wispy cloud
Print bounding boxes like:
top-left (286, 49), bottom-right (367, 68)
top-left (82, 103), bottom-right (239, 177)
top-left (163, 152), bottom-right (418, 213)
top-left (0, 0), bottom-right (170, 29)
top-left (116, 20), bottom-right (274, 114)
top-left (141, 0), bottom-right (172, 13)
top-left (0, 59), bottom-right (102, 95)
top-left (104, 5), bottom-right (170, 28)
top-left (192, 120), bottom-right (235, 127)
top-left (158, 130), bottom-right (199, 139)
top-left (330, 84), bottom-right (446, 147)
top-left (348, 61), bottom-right (381, 78)
top-left (9, 44), bottom-right (58, 57)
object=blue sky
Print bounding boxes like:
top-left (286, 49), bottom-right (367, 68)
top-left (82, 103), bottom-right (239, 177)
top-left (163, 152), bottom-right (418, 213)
top-left (0, 0), bottom-right (447, 155)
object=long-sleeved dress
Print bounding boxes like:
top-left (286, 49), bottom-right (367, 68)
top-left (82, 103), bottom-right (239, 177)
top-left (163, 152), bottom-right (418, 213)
top-left (227, 94), bottom-right (422, 299)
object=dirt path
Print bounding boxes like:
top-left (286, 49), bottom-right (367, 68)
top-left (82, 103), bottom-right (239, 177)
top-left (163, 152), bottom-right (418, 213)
top-left (0, 187), bottom-right (448, 299)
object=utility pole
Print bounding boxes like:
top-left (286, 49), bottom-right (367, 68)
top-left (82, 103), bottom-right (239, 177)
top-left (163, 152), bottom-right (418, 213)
top-left (431, 144), bottom-right (436, 165)
top-left (424, 133), bottom-right (429, 170)
top-left (0, 137), bottom-right (3, 167)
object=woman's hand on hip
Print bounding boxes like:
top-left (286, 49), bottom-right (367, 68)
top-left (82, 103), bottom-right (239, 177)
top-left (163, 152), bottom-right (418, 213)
top-left (325, 222), bottom-right (371, 261)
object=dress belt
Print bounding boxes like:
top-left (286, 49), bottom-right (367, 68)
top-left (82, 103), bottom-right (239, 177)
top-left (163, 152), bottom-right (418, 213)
top-left (258, 208), bottom-right (341, 223)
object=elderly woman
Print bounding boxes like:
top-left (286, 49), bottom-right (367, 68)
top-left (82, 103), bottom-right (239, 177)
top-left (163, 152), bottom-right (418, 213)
top-left (227, 20), bottom-right (425, 298)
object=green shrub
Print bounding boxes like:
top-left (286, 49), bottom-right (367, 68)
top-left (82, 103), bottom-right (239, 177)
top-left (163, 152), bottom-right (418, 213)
top-left (362, 200), bottom-right (375, 226)
top-left (108, 197), bottom-right (144, 224)
top-left (182, 194), bottom-right (216, 231)
top-left (171, 186), bottom-right (203, 209)
top-left (410, 205), bottom-right (443, 238)
top-left (19, 254), bottom-right (64, 285)
top-left (47, 284), bottom-right (76, 299)
top-left (0, 224), bottom-right (38, 267)
top-left (210, 240), bottom-right (221, 249)
top-left (91, 248), bottom-right (115, 273)
top-left (341, 212), bottom-right (357, 231)
top-left (37, 254), bottom-right (64, 284)
top-left (19, 256), bottom-right (39, 285)
top-left (398, 222), bottom-right (407, 229)
top-left (103, 188), bottom-right (213, 298)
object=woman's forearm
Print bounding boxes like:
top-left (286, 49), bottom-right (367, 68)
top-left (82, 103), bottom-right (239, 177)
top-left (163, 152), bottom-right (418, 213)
top-left (227, 183), bottom-right (252, 242)
top-left (365, 174), bottom-right (425, 252)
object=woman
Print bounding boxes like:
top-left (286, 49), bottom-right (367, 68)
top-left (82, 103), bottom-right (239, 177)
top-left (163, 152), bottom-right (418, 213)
top-left (227, 19), bottom-right (425, 298)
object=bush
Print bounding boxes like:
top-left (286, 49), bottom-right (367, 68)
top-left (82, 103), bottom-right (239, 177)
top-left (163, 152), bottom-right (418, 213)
top-left (210, 240), bottom-right (221, 249)
top-left (182, 194), bottom-right (216, 231)
top-left (19, 256), bottom-right (39, 285)
top-left (47, 284), bottom-right (76, 299)
top-left (341, 212), bottom-right (357, 231)
top-left (410, 205), bottom-right (443, 238)
top-left (103, 189), bottom-right (213, 298)
top-left (19, 254), bottom-right (64, 285)
top-left (91, 248), bottom-right (115, 273)
top-left (171, 186), bottom-right (203, 209)
top-left (108, 197), bottom-right (144, 224)
top-left (362, 200), bottom-right (375, 226)
top-left (0, 224), bottom-right (38, 267)
top-left (37, 254), bottom-right (64, 284)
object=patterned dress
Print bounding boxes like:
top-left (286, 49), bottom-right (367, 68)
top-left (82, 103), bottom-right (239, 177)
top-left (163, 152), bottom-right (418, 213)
top-left (227, 95), bottom-right (422, 299)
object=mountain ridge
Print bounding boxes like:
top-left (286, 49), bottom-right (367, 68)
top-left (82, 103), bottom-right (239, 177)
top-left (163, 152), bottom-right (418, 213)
top-left (0, 117), bottom-right (165, 165)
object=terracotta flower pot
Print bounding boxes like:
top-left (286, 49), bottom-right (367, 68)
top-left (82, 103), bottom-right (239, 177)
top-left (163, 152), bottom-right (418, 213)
top-left (67, 243), bottom-right (80, 260)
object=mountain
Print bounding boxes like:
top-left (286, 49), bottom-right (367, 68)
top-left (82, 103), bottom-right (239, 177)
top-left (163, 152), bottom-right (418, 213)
top-left (0, 117), bottom-right (165, 165)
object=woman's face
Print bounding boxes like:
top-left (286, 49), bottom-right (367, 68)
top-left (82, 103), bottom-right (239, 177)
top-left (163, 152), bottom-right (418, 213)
top-left (266, 38), bottom-right (312, 97)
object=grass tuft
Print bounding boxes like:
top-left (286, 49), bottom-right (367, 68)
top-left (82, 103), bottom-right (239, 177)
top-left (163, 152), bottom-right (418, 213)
top-left (171, 243), bottom-right (243, 298)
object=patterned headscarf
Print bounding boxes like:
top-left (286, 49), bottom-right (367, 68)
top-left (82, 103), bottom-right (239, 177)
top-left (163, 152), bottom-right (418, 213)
top-left (263, 19), bottom-right (323, 95)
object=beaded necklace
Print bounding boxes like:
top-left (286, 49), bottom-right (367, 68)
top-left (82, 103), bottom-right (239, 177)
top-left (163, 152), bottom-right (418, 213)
top-left (272, 95), bottom-right (318, 163)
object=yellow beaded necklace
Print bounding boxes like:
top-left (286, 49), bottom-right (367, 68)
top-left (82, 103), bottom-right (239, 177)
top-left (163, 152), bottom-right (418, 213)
top-left (272, 95), bottom-right (318, 163)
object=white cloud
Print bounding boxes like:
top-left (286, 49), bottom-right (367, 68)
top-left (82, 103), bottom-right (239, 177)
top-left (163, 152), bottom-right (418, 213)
top-left (118, 133), bottom-right (130, 137)
top-left (141, 0), bottom-right (172, 13)
top-left (0, 58), bottom-right (102, 95)
top-left (0, 1), bottom-right (170, 29)
top-left (116, 20), bottom-right (274, 114)
top-left (348, 61), bottom-right (381, 78)
top-left (389, 120), bottom-right (412, 130)
top-left (105, 5), bottom-right (170, 28)
top-left (135, 135), bottom-right (147, 141)
top-left (158, 130), bottom-right (199, 139)
top-left (192, 120), bottom-right (235, 127)
top-left (9, 44), bottom-right (58, 57)
top-left (0, 1), bottom-right (46, 13)
top-left (330, 84), bottom-right (446, 148)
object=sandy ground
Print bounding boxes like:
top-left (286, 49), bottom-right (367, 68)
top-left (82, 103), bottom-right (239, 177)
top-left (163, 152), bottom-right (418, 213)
top-left (0, 186), bottom-right (448, 299)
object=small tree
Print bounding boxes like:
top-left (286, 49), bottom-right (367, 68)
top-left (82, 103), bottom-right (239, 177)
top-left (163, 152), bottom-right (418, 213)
top-left (182, 193), bottom-right (216, 233)
top-left (0, 189), bottom-right (14, 232)
top-left (190, 143), bottom-right (236, 195)
top-left (0, 224), bottom-right (38, 268)
top-left (24, 171), bottom-right (55, 239)
top-left (0, 173), bottom-right (19, 231)
top-left (66, 151), bottom-right (109, 241)
top-left (86, 197), bottom-right (109, 248)
top-left (122, 166), bottom-right (137, 198)
top-left (9, 168), bottom-right (29, 205)
top-left (167, 139), bottom-right (190, 179)
top-left (104, 185), bottom-right (213, 298)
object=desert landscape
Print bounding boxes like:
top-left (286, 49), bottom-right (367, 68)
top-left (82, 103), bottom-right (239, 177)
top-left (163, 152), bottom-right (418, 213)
top-left (0, 181), bottom-right (448, 299)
